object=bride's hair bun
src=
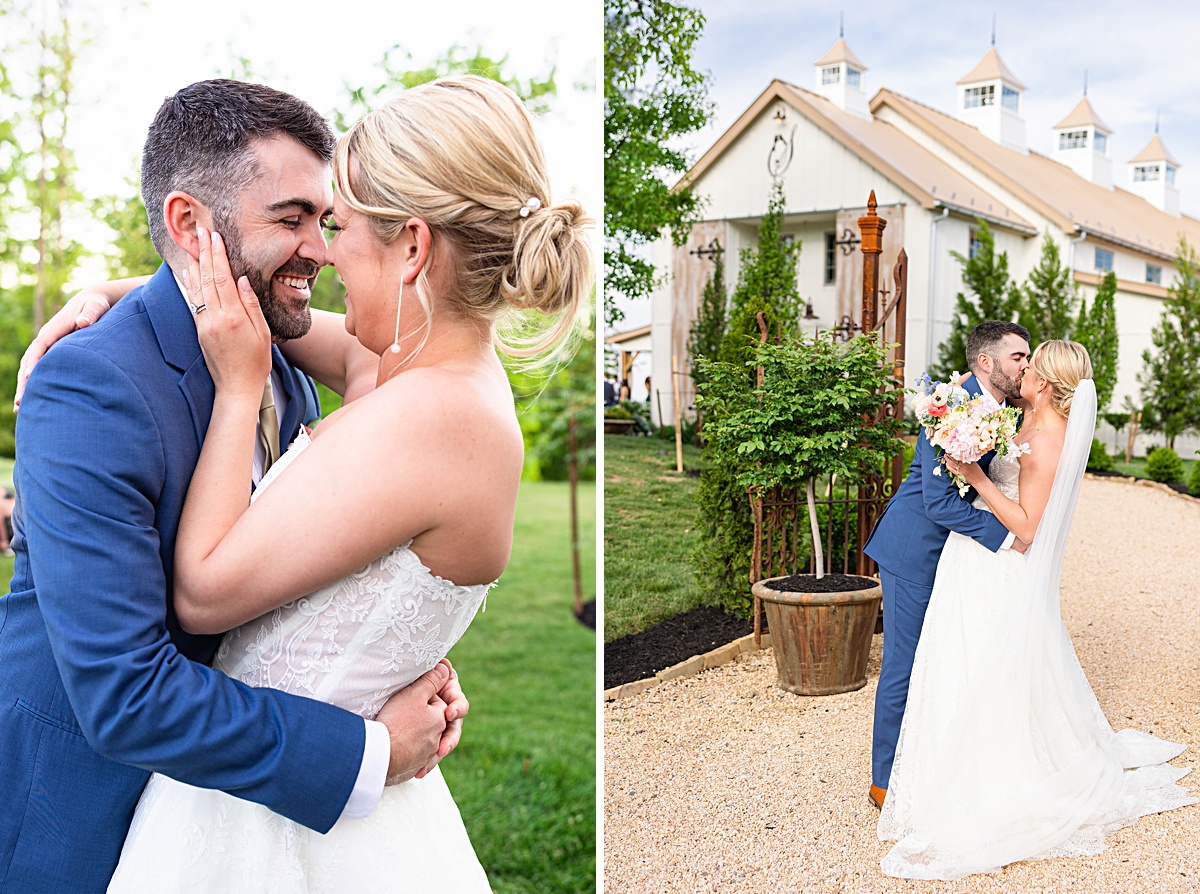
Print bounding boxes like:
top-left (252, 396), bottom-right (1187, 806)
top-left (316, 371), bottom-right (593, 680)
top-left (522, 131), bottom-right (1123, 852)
top-left (334, 75), bottom-right (592, 363)
top-left (1031, 340), bottom-right (1093, 418)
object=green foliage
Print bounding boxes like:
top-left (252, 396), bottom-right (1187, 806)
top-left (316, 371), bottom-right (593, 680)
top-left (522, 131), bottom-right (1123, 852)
top-left (1189, 451), bottom-right (1200, 496)
top-left (332, 43), bottom-right (556, 133)
top-left (1086, 437), bottom-right (1114, 472)
top-left (0, 1), bottom-right (90, 450)
top-left (1074, 271), bottom-right (1119, 413)
top-left (604, 404), bottom-right (632, 419)
top-left (931, 220), bottom-right (1022, 381)
top-left (687, 250), bottom-right (726, 390)
top-left (604, 0), bottom-right (712, 326)
top-left (1139, 237), bottom-right (1200, 448)
top-left (603, 435), bottom-right (705, 641)
top-left (717, 182), bottom-right (801, 369)
top-left (1018, 232), bottom-right (1076, 345)
top-left (442, 479), bottom-right (595, 894)
top-left (1102, 411), bottom-right (1129, 433)
top-left (94, 181), bottom-right (160, 279)
top-left (693, 332), bottom-right (903, 610)
top-left (510, 325), bottom-right (596, 482)
top-left (699, 332), bottom-right (903, 492)
top-left (690, 184), bottom-right (803, 611)
top-left (1145, 446), bottom-right (1185, 483)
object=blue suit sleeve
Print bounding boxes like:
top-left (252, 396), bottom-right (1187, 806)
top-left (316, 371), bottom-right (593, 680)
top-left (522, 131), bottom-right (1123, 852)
top-left (917, 428), bottom-right (1010, 552)
top-left (17, 344), bottom-right (364, 834)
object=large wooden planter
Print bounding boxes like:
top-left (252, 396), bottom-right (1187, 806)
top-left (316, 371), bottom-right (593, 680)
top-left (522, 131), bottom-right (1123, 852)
top-left (603, 418), bottom-right (636, 435)
top-left (750, 574), bottom-right (882, 696)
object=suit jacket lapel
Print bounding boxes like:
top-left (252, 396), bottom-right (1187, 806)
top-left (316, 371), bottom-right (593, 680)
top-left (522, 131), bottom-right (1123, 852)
top-left (273, 346), bottom-right (320, 444)
top-left (143, 264), bottom-right (214, 450)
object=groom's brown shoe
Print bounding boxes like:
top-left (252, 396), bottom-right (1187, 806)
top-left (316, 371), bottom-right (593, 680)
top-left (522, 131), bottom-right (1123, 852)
top-left (869, 784), bottom-right (887, 810)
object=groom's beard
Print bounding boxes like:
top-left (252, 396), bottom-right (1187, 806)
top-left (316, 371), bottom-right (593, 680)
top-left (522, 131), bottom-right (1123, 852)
top-left (988, 367), bottom-right (1023, 402)
top-left (213, 213), bottom-right (318, 342)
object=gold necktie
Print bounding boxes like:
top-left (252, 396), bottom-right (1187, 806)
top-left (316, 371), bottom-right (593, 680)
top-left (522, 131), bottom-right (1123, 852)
top-left (259, 378), bottom-right (281, 474)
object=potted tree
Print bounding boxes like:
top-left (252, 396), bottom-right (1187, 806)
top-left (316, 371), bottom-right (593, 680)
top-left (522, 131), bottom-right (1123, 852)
top-left (696, 330), bottom-right (904, 695)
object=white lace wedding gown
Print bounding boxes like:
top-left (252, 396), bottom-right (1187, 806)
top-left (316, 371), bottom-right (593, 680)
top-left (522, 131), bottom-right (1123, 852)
top-left (108, 432), bottom-right (493, 893)
top-left (878, 450), bottom-right (1196, 880)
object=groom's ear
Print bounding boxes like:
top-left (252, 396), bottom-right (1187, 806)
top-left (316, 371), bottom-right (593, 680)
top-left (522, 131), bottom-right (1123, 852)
top-left (163, 192), bottom-right (212, 261)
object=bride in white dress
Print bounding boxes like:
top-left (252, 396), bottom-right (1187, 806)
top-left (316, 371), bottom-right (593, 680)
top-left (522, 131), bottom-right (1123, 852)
top-left (102, 76), bottom-right (591, 892)
top-left (878, 340), bottom-right (1196, 880)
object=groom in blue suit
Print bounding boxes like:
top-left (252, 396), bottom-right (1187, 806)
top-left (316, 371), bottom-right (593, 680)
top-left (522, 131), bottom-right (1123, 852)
top-left (0, 81), bottom-right (463, 893)
top-left (863, 320), bottom-right (1031, 809)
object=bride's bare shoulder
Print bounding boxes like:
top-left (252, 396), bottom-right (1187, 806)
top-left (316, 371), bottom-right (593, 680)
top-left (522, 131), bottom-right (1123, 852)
top-left (323, 365), bottom-right (522, 461)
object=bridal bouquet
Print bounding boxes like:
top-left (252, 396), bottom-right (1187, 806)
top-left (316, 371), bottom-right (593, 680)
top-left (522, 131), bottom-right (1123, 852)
top-left (910, 372), bottom-right (1027, 496)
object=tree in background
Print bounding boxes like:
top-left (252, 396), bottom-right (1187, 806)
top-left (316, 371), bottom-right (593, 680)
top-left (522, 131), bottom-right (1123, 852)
top-left (693, 181), bottom-right (802, 612)
top-left (1073, 271), bottom-right (1118, 413)
top-left (1139, 237), bottom-right (1200, 449)
top-left (604, 0), bottom-right (711, 327)
top-left (1019, 232), bottom-right (1076, 346)
top-left (0, 0), bottom-right (90, 455)
top-left (716, 182), bottom-right (801, 368)
top-left (931, 220), bottom-right (1022, 380)
top-left (94, 178), bottom-right (160, 279)
top-left (511, 319), bottom-right (596, 482)
top-left (686, 248), bottom-right (726, 395)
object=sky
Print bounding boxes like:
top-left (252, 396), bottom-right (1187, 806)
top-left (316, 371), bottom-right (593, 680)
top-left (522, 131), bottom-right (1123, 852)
top-left (10, 0), bottom-right (600, 284)
top-left (611, 0), bottom-right (1200, 333)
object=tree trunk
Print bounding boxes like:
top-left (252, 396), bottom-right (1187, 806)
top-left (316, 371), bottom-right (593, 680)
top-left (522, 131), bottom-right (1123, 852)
top-left (807, 477), bottom-right (824, 580)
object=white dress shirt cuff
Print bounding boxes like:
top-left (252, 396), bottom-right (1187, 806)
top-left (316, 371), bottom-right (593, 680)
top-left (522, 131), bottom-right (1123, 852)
top-left (342, 719), bottom-right (389, 819)
top-left (1000, 531), bottom-right (1016, 551)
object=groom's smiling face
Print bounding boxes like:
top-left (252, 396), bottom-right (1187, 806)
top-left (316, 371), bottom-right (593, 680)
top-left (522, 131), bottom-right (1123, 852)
top-left (216, 135), bottom-right (334, 342)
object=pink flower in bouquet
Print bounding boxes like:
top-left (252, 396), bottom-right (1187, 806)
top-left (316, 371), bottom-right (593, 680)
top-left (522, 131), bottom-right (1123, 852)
top-left (928, 404), bottom-right (948, 417)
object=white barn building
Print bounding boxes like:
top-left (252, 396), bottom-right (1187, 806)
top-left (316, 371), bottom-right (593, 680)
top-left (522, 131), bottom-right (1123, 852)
top-left (638, 39), bottom-right (1200, 455)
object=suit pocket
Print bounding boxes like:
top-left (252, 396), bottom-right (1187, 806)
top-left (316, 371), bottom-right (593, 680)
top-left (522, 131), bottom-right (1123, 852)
top-left (5, 701), bottom-right (143, 893)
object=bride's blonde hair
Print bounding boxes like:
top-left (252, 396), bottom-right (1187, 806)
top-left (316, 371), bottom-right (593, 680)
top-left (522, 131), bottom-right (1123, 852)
top-left (333, 75), bottom-right (592, 364)
top-left (1031, 340), bottom-right (1092, 418)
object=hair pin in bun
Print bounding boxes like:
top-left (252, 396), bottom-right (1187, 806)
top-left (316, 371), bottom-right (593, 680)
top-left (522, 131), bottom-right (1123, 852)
top-left (519, 197), bottom-right (541, 218)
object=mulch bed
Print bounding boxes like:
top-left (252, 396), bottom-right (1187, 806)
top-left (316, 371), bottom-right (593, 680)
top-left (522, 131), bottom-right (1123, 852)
top-left (758, 573), bottom-right (878, 593)
top-left (575, 599), bottom-right (596, 630)
top-left (604, 606), bottom-right (761, 690)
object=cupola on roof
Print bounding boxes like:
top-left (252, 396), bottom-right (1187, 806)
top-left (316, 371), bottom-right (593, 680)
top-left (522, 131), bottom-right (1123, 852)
top-left (1054, 96), bottom-right (1111, 133)
top-left (1130, 133), bottom-right (1181, 167)
top-left (956, 47), bottom-right (1026, 89)
top-left (814, 38), bottom-right (868, 71)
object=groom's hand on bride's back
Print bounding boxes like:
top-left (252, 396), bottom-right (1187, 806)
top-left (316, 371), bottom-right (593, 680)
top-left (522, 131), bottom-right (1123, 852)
top-left (378, 660), bottom-right (469, 784)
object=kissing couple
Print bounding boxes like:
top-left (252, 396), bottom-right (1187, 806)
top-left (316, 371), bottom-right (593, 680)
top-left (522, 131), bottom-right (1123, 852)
top-left (0, 76), bottom-right (591, 892)
top-left (864, 321), bottom-right (1196, 880)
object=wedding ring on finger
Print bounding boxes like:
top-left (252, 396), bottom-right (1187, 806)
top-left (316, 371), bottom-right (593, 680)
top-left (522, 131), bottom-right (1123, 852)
top-left (190, 303), bottom-right (207, 315)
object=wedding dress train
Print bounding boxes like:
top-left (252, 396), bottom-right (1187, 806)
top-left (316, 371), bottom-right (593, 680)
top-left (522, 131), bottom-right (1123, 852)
top-left (878, 382), bottom-right (1196, 879)
top-left (108, 432), bottom-right (493, 893)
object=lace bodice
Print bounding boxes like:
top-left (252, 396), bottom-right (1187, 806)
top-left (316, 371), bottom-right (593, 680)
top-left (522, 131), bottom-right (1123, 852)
top-left (213, 430), bottom-right (491, 719)
top-left (972, 450), bottom-right (1021, 510)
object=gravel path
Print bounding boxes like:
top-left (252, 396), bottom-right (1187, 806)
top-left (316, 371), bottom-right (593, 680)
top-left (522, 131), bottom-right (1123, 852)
top-left (604, 478), bottom-right (1200, 892)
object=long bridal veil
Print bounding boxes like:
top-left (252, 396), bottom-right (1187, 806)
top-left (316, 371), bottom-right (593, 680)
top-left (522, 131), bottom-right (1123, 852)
top-left (880, 379), bottom-right (1196, 879)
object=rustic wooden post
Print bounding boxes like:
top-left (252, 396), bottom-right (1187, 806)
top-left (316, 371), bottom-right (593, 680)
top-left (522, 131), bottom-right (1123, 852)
top-left (858, 190), bottom-right (886, 334)
top-left (671, 354), bottom-right (683, 473)
top-left (567, 416), bottom-right (582, 617)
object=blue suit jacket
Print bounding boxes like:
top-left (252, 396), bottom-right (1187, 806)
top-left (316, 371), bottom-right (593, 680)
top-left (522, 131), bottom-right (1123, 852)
top-left (0, 264), bottom-right (365, 893)
top-left (864, 373), bottom-right (1011, 588)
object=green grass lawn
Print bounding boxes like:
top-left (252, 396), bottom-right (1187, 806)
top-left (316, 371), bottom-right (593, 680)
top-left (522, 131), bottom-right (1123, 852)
top-left (1111, 455), bottom-right (1196, 482)
top-left (0, 474), bottom-right (595, 894)
top-left (439, 479), bottom-right (596, 894)
top-left (603, 433), bottom-right (705, 643)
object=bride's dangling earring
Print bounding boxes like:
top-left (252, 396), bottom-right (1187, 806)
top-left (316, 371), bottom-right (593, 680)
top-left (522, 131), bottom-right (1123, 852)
top-left (390, 279), bottom-right (403, 355)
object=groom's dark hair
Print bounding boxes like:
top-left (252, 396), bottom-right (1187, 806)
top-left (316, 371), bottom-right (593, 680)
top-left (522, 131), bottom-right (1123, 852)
top-left (140, 79), bottom-right (335, 262)
top-left (967, 320), bottom-right (1031, 373)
